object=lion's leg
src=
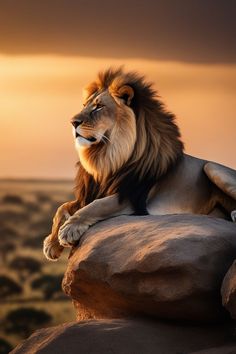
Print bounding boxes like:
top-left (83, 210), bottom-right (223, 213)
top-left (204, 162), bottom-right (236, 221)
top-left (212, 188), bottom-right (236, 222)
top-left (43, 200), bottom-right (80, 261)
top-left (58, 194), bottom-right (132, 247)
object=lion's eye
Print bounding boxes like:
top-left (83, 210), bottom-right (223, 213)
top-left (92, 104), bottom-right (104, 113)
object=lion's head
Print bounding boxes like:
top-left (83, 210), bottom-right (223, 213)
top-left (73, 68), bottom-right (184, 214)
top-left (72, 72), bottom-right (136, 180)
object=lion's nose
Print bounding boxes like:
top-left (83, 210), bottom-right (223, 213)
top-left (71, 119), bottom-right (82, 129)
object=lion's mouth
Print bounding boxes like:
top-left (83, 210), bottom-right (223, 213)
top-left (75, 132), bottom-right (97, 142)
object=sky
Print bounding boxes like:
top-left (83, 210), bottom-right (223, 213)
top-left (0, 0), bottom-right (235, 179)
top-left (0, 0), bottom-right (235, 63)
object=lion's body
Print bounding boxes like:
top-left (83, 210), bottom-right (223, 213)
top-left (147, 154), bottom-right (236, 219)
top-left (43, 68), bottom-right (236, 261)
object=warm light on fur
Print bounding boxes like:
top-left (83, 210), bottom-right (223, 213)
top-left (72, 67), bottom-right (184, 213)
top-left (78, 103), bottom-right (137, 181)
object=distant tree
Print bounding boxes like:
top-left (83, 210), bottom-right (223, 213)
top-left (2, 194), bottom-right (23, 205)
top-left (23, 217), bottom-right (53, 250)
top-left (9, 256), bottom-right (42, 282)
top-left (0, 241), bottom-right (16, 264)
top-left (30, 219), bottom-right (52, 235)
top-left (0, 226), bottom-right (19, 241)
top-left (23, 236), bottom-right (44, 250)
top-left (24, 201), bottom-right (41, 213)
top-left (0, 275), bottom-right (22, 299)
top-left (4, 307), bottom-right (52, 338)
top-left (0, 210), bottom-right (27, 225)
top-left (31, 274), bottom-right (63, 299)
top-left (0, 226), bottom-right (18, 264)
top-left (0, 338), bottom-right (13, 354)
top-left (36, 192), bottom-right (51, 204)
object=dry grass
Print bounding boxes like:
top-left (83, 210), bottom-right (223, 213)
top-left (0, 179), bottom-right (76, 351)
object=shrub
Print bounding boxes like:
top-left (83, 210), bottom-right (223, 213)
top-left (23, 236), bottom-right (44, 249)
top-left (0, 241), bottom-right (16, 264)
top-left (31, 274), bottom-right (63, 299)
top-left (9, 256), bottom-right (42, 281)
top-left (0, 226), bottom-right (18, 239)
top-left (2, 194), bottom-right (23, 205)
top-left (0, 211), bottom-right (27, 225)
top-left (0, 338), bottom-right (12, 354)
top-left (0, 275), bottom-right (22, 299)
top-left (30, 219), bottom-right (52, 235)
top-left (4, 307), bottom-right (52, 338)
top-left (36, 192), bottom-right (52, 204)
top-left (24, 201), bottom-right (41, 213)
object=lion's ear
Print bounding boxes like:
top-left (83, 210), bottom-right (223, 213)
top-left (116, 85), bottom-right (134, 106)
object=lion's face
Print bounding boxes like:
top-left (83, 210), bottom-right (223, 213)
top-left (71, 85), bottom-right (137, 179)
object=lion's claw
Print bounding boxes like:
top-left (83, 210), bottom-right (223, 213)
top-left (58, 220), bottom-right (89, 247)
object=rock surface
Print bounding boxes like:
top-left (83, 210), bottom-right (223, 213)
top-left (222, 260), bottom-right (236, 319)
top-left (190, 344), bottom-right (236, 354)
top-left (63, 214), bottom-right (236, 322)
top-left (10, 319), bottom-right (233, 354)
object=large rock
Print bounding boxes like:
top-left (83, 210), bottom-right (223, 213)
top-left (190, 344), bottom-right (236, 354)
top-left (63, 214), bottom-right (236, 322)
top-left (10, 319), bottom-right (233, 354)
top-left (222, 260), bottom-right (236, 319)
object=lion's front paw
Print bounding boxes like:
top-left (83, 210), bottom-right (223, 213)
top-left (58, 219), bottom-right (90, 247)
top-left (43, 235), bottom-right (64, 261)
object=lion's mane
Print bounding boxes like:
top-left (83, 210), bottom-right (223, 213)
top-left (75, 68), bottom-right (184, 214)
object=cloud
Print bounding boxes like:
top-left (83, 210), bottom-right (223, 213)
top-left (0, 0), bottom-right (235, 63)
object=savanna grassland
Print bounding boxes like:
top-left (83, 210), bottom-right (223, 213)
top-left (0, 179), bottom-right (76, 352)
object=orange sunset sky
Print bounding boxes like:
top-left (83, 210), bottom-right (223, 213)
top-left (0, 1), bottom-right (235, 179)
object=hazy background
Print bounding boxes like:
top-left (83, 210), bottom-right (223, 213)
top-left (0, 0), bottom-right (236, 179)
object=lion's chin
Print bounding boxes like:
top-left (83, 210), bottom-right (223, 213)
top-left (75, 136), bottom-right (96, 149)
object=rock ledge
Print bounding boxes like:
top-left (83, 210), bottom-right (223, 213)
top-left (63, 214), bottom-right (236, 322)
top-left (11, 319), bottom-right (234, 354)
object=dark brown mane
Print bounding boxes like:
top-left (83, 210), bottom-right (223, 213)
top-left (75, 68), bottom-right (184, 214)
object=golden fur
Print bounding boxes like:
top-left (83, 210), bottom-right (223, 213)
top-left (74, 67), bottom-right (184, 213)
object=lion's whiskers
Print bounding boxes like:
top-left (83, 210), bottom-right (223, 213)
top-left (80, 128), bottom-right (111, 144)
top-left (96, 132), bottom-right (111, 143)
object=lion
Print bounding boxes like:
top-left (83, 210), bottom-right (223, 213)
top-left (43, 67), bottom-right (236, 261)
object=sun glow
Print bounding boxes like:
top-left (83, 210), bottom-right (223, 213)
top-left (0, 55), bottom-right (236, 178)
